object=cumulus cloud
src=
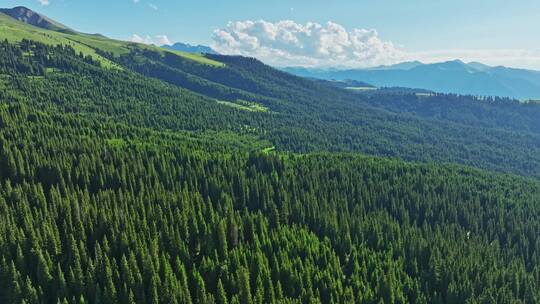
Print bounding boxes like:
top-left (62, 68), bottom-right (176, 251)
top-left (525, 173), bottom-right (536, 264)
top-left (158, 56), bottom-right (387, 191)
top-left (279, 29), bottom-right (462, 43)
top-left (130, 34), bottom-right (151, 44)
top-left (148, 3), bottom-right (158, 10)
top-left (155, 35), bottom-right (171, 45)
top-left (37, 0), bottom-right (49, 5)
top-left (212, 20), bottom-right (405, 68)
top-left (130, 34), bottom-right (171, 46)
top-left (212, 20), bottom-right (540, 70)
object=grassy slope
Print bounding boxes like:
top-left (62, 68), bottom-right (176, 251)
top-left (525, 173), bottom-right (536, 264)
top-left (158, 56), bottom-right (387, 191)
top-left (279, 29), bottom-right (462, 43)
top-left (0, 12), bottom-right (223, 68)
top-left (4, 11), bottom-right (540, 179)
top-left (217, 100), bottom-right (269, 112)
top-left (166, 48), bottom-right (225, 67)
top-left (0, 13), bottom-right (119, 67)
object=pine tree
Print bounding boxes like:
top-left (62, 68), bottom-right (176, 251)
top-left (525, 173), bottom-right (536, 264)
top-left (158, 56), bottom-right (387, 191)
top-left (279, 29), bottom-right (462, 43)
top-left (193, 269), bottom-right (208, 304)
top-left (217, 220), bottom-right (229, 259)
top-left (216, 279), bottom-right (228, 304)
top-left (238, 267), bottom-right (252, 304)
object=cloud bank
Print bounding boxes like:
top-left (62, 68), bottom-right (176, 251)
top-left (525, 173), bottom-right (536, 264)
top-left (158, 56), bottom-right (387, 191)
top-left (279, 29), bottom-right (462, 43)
top-left (37, 0), bottom-right (49, 5)
top-left (212, 20), bottom-right (405, 68)
top-left (212, 20), bottom-right (540, 70)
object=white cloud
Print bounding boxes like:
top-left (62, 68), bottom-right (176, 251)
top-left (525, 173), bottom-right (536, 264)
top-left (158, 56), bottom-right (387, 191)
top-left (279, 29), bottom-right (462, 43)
top-left (37, 0), bottom-right (49, 5)
top-left (130, 34), bottom-right (152, 44)
top-left (212, 20), bottom-right (540, 70)
top-left (212, 20), bottom-right (405, 68)
top-left (155, 35), bottom-right (171, 46)
top-left (133, 0), bottom-right (140, 3)
top-left (148, 3), bottom-right (158, 10)
top-left (130, 34), bottom-right (171, 46)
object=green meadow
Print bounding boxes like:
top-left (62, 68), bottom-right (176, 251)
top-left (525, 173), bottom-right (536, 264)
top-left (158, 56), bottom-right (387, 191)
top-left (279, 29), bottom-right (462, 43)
top-left (217, 99), bottom-right (270, 112)
top-left (0, 12), bottom-right (223, 68)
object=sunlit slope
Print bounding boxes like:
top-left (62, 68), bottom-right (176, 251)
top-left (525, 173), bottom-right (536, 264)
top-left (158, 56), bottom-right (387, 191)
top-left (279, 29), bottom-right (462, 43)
top-left (0, 11), bottom-right (222, 68)
top-left (3, 8), bottom-right (540, 179)
top-left (0, 12), bottom-right (121, 67)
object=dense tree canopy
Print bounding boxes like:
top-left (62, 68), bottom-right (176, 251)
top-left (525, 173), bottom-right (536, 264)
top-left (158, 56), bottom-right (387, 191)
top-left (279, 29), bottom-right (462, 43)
top-left (1, 39), bottom-right (540, 303)
top-left (3, 40), bottom-right (539, 178)
top-left (1, 104), bottom-right (540, 303)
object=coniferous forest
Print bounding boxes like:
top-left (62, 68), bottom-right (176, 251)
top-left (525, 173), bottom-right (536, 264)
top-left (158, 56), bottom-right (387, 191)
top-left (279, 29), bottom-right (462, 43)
top-left (1, 15), bottom-right (540, 304)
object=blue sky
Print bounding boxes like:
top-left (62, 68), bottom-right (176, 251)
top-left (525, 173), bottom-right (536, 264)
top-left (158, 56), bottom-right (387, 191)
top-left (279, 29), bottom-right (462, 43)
top-left (5, 0), bottom-right (540, 68)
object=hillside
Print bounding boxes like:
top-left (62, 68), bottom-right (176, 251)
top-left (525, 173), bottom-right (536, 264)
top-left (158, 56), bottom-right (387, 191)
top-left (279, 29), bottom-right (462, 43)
top-left (3, 38), bottom-right (540, 178)
top-left (0, 8), bottom-right (223, 68)
top-left (1, 9), bottom-right (540, 178)
top-left (1, 7), bottom-right (540, 303)
top-left (1, 103), bottom-right (540, 303)
top-left (0, 6), bottom-right (75, 33)
top-left (284, 60), bottom-right (540, 99)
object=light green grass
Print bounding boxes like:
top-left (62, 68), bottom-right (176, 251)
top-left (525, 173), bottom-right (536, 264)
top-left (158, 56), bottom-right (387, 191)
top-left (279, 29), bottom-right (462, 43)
top-left (262, 146), bottom-right (276, 154)
top-left (345, 86), bottom-right (377, 91)
top-left (163, 48), bottom-right (225, 67)
top-left (217, 99), bottom-right (269, 112)
top-left (0, 12), bottom-right (224, 68)
top-left (415, 92), bottom-right (434, 97)
top-left (66, 34), bottom-right (131, 56)
top-left (0, 13), bottom-right (120, 68)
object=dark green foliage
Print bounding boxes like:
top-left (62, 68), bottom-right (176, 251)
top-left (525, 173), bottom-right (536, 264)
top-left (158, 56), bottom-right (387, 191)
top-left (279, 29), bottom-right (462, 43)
top-left (104, 43), bottom-right (540, 178)
top-left (1, 38), bottom-right (540, 303)
top-left (0, 104), bottom-right (540, 303)
top-left (360, 91), bottom-right (540, 135)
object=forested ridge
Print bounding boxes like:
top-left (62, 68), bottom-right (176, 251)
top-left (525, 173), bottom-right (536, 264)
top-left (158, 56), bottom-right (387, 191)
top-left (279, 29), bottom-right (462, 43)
top-left (1, 26), bottom-right (540, 304)
top-left (2, 40), bottom-right (540, 178)
top-left (357, 91), bottom-right (540, 135)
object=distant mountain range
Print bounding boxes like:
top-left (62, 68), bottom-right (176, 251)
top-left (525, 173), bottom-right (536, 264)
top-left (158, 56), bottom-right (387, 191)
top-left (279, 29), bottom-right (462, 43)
top-left (284, 60), bottom-right (540, 99)
top-left (162, 42), bottom-right (217, 54)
